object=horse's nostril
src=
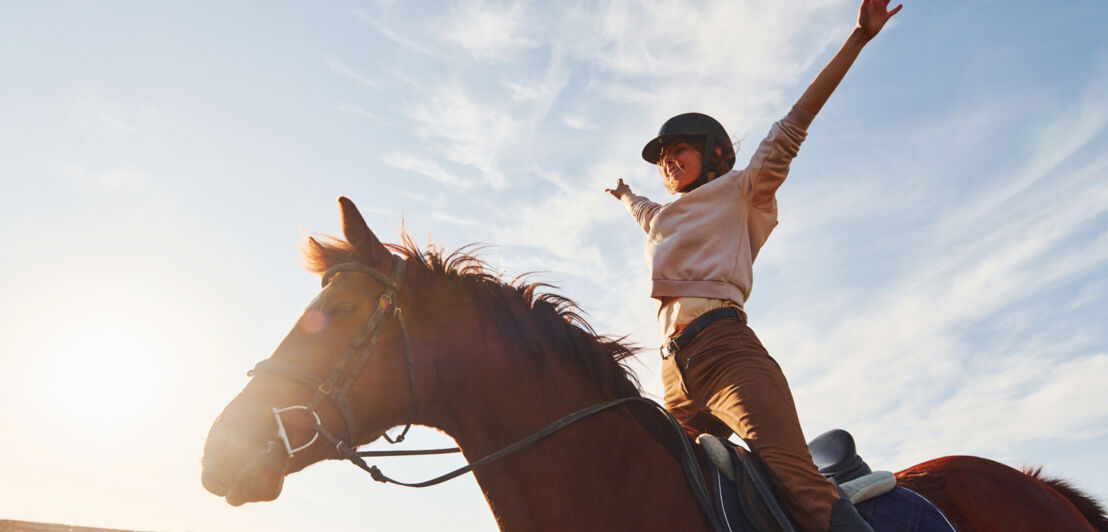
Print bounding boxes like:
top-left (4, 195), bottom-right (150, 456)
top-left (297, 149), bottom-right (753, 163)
top-left (201, 461), bottom-right (231, 496)
top-left (202, 419), bottom-right (240, 496)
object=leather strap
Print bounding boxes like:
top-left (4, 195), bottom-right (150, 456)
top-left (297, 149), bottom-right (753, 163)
top-left (662, 306), bottom-right (746, 359)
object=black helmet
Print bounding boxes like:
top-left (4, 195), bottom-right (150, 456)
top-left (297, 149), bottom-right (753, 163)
top-left (641, 112), bottom-right (736, 191)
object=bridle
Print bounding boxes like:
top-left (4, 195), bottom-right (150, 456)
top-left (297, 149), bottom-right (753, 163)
top-left (248, 255), bottom-right (422, 459)
top-left (245, 254), bottom-right (726, 532)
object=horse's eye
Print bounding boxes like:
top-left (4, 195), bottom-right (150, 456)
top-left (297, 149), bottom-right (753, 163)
top-left (330, 302), bottom-right (357, 318)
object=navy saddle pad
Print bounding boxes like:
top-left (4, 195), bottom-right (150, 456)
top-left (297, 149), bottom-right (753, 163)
top-left (708, 430), bottom-right (957, 532)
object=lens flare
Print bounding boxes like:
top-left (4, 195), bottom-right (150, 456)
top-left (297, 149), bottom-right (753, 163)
top-left (299, 309), bottom-right (328, 333)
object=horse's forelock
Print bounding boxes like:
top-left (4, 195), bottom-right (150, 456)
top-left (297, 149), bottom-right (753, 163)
top-left (300, 235), bottom-right (357, 274)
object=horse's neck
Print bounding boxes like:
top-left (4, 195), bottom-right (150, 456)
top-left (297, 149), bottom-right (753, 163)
top-left (424, 340), bottom-right (711, 531)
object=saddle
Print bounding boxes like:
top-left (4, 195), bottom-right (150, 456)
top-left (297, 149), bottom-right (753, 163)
top-left (697, 429), bottom-right (956, 532)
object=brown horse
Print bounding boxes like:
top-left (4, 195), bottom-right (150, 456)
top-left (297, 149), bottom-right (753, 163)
top-left (202, 197), bottom-right (1107, 531)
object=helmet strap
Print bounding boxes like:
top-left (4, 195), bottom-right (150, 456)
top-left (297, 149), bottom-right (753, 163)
top-left (678, 135), bottom-right (718, 193)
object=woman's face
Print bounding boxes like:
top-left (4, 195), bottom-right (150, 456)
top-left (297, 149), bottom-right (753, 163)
top-left (658, 141), bottom-right (702, 193)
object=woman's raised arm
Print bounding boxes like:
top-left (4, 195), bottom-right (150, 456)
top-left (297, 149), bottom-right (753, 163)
top-left (794, 0), bottom-right (902, 117)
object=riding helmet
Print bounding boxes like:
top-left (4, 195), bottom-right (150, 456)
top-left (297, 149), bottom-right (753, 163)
top-left (641, 112), bottom-right (736, 190)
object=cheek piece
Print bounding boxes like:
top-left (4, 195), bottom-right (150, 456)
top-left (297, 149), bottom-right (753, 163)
top-left (247, 257), bottom-right (419, 458)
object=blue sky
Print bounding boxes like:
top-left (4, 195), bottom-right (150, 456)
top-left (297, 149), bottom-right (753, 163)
top-left (1, 1), bottom-right (1106, 531)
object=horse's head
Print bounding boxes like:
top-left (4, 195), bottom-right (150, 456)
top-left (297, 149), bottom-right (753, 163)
top-left (201, 197), bottom-right (452, 506)
top-left (202, 197), bottom-right (644, 508)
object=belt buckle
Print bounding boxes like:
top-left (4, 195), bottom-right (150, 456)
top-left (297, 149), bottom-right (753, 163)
top-left (661, 337), bottom-right (679, 359)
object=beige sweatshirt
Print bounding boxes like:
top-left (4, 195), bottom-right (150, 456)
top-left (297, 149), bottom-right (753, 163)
top-left (622, 106), bottom-right (814, 335)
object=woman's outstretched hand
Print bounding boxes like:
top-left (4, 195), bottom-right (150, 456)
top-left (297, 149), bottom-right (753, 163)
top-left (857, 0), bottom-right (902, 41)
top-left (606, 178), bottom-right (632, 200)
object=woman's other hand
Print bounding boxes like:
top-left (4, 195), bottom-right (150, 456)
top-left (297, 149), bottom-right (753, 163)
top-left (606, 178), bottom-right (632, 200)
top-left (857, 0), bottom-right (902, 41)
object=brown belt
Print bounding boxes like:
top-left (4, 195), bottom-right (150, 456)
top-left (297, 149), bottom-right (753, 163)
top-left (661, 306), bottom-right (746, 359)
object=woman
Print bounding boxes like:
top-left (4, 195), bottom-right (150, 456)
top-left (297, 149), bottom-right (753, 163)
top-left (606, 2), bottom-right (902, 531)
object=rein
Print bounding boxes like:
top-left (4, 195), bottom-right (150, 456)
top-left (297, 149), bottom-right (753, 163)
top-left (248, 256), bottom-right (726, 532)
top-left (351, 397), bottom-right (728, 532)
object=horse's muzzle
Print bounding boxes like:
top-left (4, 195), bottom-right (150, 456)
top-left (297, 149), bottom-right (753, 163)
top-left (202, 415), bottom-right (290, 505)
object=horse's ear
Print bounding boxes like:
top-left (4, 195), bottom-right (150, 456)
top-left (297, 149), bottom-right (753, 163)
top-left (338, 196), bottom-right (390, 265)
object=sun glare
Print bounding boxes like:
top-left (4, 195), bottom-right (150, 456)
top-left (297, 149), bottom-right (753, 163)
top-left (42, 317), bottom-right (174, 434)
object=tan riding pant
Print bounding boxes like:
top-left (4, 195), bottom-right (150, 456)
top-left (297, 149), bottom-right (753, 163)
top-left (662, 319), bottom-right (839, 532)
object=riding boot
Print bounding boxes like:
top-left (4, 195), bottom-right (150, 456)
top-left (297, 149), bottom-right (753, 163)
top-left (828, 498), bottom-right (874, 532)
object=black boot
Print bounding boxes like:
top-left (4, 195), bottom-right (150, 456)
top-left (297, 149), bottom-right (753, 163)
top-left (829, 498), bottom-right (874, 532)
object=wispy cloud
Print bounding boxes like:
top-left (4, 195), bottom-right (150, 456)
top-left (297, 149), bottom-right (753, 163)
top-left (352, 7), bottom-right (439, 57)
top-left (503, 45), bottom-right (569, 122)
top-left (562, 114), bottom-right (598, 132)
top-left (324, 56), bottom-right (377, 88)
top-left (336, 104), bottom-right (376, 119)
top-left (44, 83), bottom-right (160, 191)
top-left (564, 1), bottom-right (848, 126)
top-left (494, 189), bottom-right (611, 274)
top-left (933, 76), bottom-right (1108, 245)
top-left (887, 352), bottom-right (1108, 467)
top-left (383, 152), bottom-right (474, 188)
top-left (403, 83), bottom-right (515, 187)
top-left (430, 211), bottom-right (483, 228)
top-left (438, 0), bottom-right (537, 61)
top-left (491, 159), bottom-right (641, 282)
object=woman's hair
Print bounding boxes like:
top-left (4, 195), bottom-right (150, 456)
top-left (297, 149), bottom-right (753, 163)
top-left (659, 136), bottom-right (736, 194)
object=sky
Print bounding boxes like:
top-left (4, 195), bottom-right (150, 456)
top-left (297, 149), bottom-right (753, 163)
top-left (1, 1), bottom-right (1106, 531)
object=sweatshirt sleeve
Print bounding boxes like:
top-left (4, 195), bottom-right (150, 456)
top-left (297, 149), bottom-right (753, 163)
top-left (622, 193), bottom-right (663, 234)
top-left (738, 105), bottom-right (815, 210)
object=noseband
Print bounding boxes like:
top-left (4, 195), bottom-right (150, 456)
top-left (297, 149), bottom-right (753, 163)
top-left (248, 256), bottom-right (418, 458)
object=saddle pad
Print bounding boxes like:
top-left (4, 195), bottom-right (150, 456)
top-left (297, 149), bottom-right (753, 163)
top-left (713, 473), bottom-right (957, 532)
top-left (711, 466), bottom-right (763, 532)
top-left (700, 434), bottom-right (949, 531)
top-left (855, 486), bottom-right (958, 532)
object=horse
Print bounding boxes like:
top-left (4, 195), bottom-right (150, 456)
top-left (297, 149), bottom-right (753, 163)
top-left (202, 197), bottom-right (1107, 531)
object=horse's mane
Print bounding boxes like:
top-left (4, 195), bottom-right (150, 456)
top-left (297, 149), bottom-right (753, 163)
top-left (301, 232), bottom-right (646, 401)
top-left (1023, 466), bottom-right (1108, 531)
